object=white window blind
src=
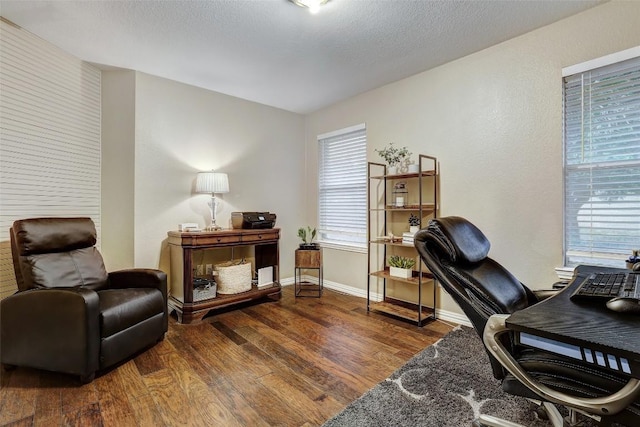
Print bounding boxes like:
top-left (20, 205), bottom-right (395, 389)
top-left (318, 124), bottom-right (367, 249)
top-left (0, 19), bottom-right (101, 299)
top-left (563, 56), bottom-right (640, 267)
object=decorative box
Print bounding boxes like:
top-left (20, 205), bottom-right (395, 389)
top-left (193, 282), bottom-right (217, 301)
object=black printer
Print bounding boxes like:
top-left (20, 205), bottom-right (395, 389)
top-left (231, 212), bottom-right (277, 229)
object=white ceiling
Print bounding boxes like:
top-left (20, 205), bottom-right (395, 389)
top-left (0, 0), bottom-right (603, 114)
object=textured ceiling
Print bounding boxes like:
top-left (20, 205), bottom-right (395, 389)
top-left (0, 0), bottom-right (603, 114)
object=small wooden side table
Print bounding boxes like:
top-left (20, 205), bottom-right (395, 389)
top-left (295, 248), bottom-right (323, 297)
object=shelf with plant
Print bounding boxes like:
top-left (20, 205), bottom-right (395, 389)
top-left (374, 143), bottom-right (412, 175)
top-left (369, 203), bottom-right (436, 212)
top-left (369, 299), bottom-right (436, 324)
top-left (369, 268), bottom-right (434, 285)
top-left (369, 169), bottom-right (437, 180)
top-left (387, 255), bottom-right (416, 279)
top-left (366, 153), bottom-right (439, 327)
top-left (369, 239), bottom-right (416, 247)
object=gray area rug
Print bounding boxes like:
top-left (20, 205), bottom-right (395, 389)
top-left (323, 326), bottom-right (573, 427)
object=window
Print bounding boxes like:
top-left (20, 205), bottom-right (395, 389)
top-left (0, 21), bottom-right (101, 299)
top-left (563, 53), bottom-right (640, 267)
top-left (318, 124), bottom-right (367, 251)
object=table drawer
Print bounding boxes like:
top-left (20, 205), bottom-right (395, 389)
top-left (242, 231), bottom-right (279, 242)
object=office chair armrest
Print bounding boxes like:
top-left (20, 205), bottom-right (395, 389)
top-left (531, 289), bottom-right (558, 301)
top-left (483, 314), bottom-right (640, 416)
top-left (108, 269), bottom-right (167, 292)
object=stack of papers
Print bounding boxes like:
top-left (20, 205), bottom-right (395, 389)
top-left (402, 231), bottom-right (415, 245)
top-left (257, 266), bottom-right (274, 288)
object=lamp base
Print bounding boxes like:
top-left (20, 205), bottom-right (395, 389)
top-left (205, 224), bottom-right (223, 231)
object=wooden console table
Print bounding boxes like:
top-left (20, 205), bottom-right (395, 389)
top-left (167, 228), bottom-right (281, 324)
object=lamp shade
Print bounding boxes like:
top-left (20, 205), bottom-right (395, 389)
top-left (196, 172), bottom-right (229, 194)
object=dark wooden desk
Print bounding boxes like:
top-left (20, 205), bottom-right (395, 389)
top-left (506, 265), bottom-right (640, 379)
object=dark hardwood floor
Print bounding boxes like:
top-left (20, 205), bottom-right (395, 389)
top-left (0, 287), bottom-right (455, 426)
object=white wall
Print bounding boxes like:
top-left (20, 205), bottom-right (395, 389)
top-left (100, 72), bottom-right (306, 279)
top-left (101, 70), bottom-right (136, 271)
top-left (304, 1), bottom-right (640, 314)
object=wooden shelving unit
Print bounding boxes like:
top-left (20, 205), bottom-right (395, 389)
top-left (369, 268), bottom-right (434, 285)
top-left (369, 300), bottom-right (436, 324)
top-left (367, 154), bottom-right (439, 326)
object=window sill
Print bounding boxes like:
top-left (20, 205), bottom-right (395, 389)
top-left (317, 241), bottom-right (367, 254)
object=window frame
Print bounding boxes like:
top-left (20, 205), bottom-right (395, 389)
top-left (317, 123), bottom-right (368, 253)
top-left (562, 47), bottom-right (640, 268)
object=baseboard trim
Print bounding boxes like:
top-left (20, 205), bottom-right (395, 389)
top-left (281, 275), bottom-right (471, 327)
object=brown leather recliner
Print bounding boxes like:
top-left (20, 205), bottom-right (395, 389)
top-left (1, 217), bottom-right (168, 383)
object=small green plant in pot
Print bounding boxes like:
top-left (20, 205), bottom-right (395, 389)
top-left (297, 226), bottom-right (319, 250)
top-left (408, 214), bottom-right (420, 233)
top-left (388, 255), bottom-right (416, 279)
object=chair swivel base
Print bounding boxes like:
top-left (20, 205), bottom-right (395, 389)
top-left (474, 401), bottom-right (596, 427)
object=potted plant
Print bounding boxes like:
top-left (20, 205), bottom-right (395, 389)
top-left (408, 214), bottom-right (420, 234)
top-left (375, 143), bottom-right (412, 174)
top-left (297, 226), bottom-right (319, 250)
top-left (388, 255), bottom-right (416, 279)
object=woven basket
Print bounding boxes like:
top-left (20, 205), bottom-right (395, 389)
top-left (215, 261), bottom-right (252, 294)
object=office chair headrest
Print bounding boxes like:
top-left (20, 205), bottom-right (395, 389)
top-left (12, 217), bottom-right (97, 255)
top-left (425, 216), bottom-right (490, 264)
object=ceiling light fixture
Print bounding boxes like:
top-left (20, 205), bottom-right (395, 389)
top-left (288, 0), bottom-right (330, 14)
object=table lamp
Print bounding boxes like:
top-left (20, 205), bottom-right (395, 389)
top-left (196, 171), bottom-right (229, 230)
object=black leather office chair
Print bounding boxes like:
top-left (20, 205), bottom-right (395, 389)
top-left (1, 217), bottom-right (168, 383)
top-left (414, 216), bottom-right (640, 427)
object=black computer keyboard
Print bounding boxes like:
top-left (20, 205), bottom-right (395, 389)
top-left (571, 272), bottom-right (640, 301)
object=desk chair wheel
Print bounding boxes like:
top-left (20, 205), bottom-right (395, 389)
top-left (534, 405), bottom-right (549, 420)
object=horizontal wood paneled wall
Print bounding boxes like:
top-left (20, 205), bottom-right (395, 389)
top-left (0, 18), bottom-right (101, 299)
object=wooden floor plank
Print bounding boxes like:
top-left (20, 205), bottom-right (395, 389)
top-left (207, 376), bottom-right (271, 427)
top-left (179, 321), bottom-right (273, 383)
top-left (62, 402), bottom-right (103, 427)
top-left (244, 302), bottom-right (408, 375)
top-left (242, 304), bottom-right (401, 392)
top-left (258, 371), bottom-right (344, 425)
top-left (94, 368), bottom-right (138, 427)
top-left (283, 295), bottom-right (440, 352)
top-left (126, 392), bottom-right (166, 427)
top-left (60, 377), bottom-right (98, 416)
top-left (0, 287), bottom-right (455, 427)
top-left (143, 368), bottom-right (206, 427)
top-left (113, 359), bottom-right (149, 401)
top-left (0, 368), bottom-right (38, 425)
top-left (160, 351), bottom-right (241, 426)
top-left (33, 372), bottom-right (67, 426)
top-left (229, 321), bottom-right (369, 403)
